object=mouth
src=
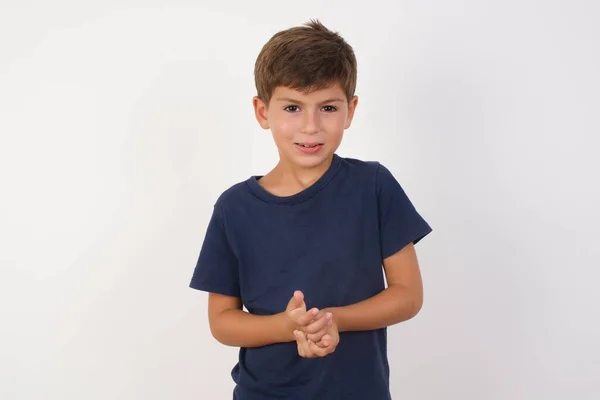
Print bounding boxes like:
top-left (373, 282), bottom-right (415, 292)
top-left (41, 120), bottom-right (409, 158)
top-left (295, 142), bottom-right (323, 148)
top-left (294, 142), bottom-right (324, 154)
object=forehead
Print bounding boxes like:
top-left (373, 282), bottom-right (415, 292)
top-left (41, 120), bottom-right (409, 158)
top-left (271, 83), bottom-right (347, 103)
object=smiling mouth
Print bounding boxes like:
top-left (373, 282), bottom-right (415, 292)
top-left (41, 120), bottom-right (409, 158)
top-left (295, 143), bottom-right (323, 148)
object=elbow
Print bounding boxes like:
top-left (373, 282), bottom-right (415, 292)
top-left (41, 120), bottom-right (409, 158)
top-left (398, 288), bottom-right (423, 321)
top-left (409, 295), bottom-right (423, 319)
top-left (409, 288), bottom-right (424, 319)
top-left (209, 313), bottom-right (234, 346)
top-left (209, 320), bottom-right (223, 343)
top-left (209, 324), bottom-right (225, 344)
top-left (210, 325), bottom-right (236, 347)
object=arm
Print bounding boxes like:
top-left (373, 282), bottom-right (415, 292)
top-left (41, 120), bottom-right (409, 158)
top-left (327, 242), bottom-right (423, 332)
top-left (208, 293), bottom-right (294, 347)
top-left (208, 291), bottom-right (330, 348)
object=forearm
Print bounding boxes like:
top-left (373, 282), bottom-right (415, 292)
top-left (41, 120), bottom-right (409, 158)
top-left (330, 284), bottom-right (422, 332)
top-left (210, 309), bottom-right (295, 348)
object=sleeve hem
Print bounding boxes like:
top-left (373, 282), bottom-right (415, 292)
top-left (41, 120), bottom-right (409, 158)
top-left (381, 221), bottom-right (433, 260)
top-left (189, 278), bottom-right (240, 298)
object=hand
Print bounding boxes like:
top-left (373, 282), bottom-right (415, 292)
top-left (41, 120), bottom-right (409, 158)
top-left (304, 308), bottom-right (337, 347)
top-left (285, 291), bottom-right (330, 337)
top-left (294, 319), bottom-right (339, 358)
top-left (294, 307), bottom-right (340, 358)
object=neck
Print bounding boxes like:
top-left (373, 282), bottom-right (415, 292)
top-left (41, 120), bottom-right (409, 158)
top-left (274, 155), bottom-right (334, 189)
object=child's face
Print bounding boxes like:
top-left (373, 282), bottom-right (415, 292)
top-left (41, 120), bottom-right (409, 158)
top-left (253, 83), bottom-right (358, 170)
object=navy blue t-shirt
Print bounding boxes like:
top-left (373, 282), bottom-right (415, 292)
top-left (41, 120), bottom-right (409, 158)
top-left (190, 154), bottom-right (432, 400)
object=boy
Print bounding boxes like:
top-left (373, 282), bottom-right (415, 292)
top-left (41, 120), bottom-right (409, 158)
top-left (189, 19), bottom-right (432, 400)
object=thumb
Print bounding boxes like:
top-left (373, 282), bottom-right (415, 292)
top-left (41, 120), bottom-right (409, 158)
top-left (287, 290), bottom-right (305, 311)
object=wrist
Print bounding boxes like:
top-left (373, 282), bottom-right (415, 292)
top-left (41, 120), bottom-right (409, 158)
top-left (325, 307), bottom-right (343, 331)
top-left (277, 311), bottom-right (296, 343)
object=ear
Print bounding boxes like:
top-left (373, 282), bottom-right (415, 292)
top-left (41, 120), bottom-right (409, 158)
top-left (253, 96), bottom-right (270, 129)
top-left (344, 95), bottom-right (359, 129)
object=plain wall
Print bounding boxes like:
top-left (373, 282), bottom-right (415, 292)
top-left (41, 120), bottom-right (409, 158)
top-left (1, 1), bottom-right (599, 399)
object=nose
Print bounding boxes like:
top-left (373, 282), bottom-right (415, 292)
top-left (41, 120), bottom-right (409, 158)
top-left (300, 110), bottom-right (319, 135)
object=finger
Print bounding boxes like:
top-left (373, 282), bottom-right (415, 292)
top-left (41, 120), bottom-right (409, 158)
top-left (309, 333), bottom-right (333, 348)
top-left (287, 290), bottom-right (305, 311)
top-left (305, 317), bottom-right (333, 342)
top-left (294, 330), bottom-right (312, 358)
top-left (306, 329), bottom-right (328, 343)
top-left (308, 339), bottom-right (332, 357)
top-left (295, 307), bottom-right (320, 326)
top-left (305, 313), bottom-right (332, 334)
top-left (293, 331), bottom-right (302, 356)
top-left (306, 333), bottom-right (333, 347)
top-left (312, 338), bottom-right (329, 348)
top-left (293, 290), bottom-right (304, 305)
top-left (294, 331), bottom-right (305, 357)
top-left (316, 333), bottom-right (334, 348)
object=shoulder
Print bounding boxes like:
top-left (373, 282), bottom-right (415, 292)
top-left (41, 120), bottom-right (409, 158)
top-left (211, 179), bottom-right (253, 216)
top-left (338, 155), bottom-right (380, 177)
top-left (337, 155), bottom-right (395, 187)
top-left (338, 155), bottom-right (379, 170)
top-left (337, 156), bottom-right (412, 206)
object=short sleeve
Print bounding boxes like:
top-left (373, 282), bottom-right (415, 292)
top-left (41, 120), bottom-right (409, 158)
top-left (376, 163), bottom-right (433, 259)
top-left (189, 207), bottom-right (240, 297)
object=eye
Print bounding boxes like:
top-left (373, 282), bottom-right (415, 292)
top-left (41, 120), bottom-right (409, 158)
top-left (322, 105), bottom-right (337, 112)
top-left (284, 105), bottom-right (300, 112)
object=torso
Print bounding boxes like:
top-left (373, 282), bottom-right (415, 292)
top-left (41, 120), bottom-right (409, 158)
top-left (217, 154), bottom-right (392, 400)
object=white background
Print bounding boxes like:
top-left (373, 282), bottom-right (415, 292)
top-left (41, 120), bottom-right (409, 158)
top-left (1, 1), bottom-right (599, 399)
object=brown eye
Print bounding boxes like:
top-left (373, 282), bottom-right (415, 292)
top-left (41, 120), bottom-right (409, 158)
top-left (322, 106), bottom-right (337, 112)
top-left (284, 105), bottom-right (299, 112)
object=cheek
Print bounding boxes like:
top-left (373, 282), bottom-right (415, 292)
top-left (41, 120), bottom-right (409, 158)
top-left (271, 118), bottom-right (298, 138)
top-left (323, 115), bottom-right (347, 133)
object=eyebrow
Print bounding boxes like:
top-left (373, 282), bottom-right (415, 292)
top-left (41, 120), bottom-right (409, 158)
top-left (275, 97), bottom-right (346, 105)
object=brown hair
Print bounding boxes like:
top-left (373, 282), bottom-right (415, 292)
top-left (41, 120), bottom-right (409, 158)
top-left (254, 19), bottom-right (357, 106)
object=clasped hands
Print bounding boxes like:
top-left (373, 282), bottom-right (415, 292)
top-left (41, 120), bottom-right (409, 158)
top-left (285, 290), bottom-right (339, 358)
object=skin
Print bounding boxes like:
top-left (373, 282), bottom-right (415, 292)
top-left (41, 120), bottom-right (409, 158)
top-left (208, 83), bottom-right (424, 359)
top-left (251, 83), bottom-right (358, 197)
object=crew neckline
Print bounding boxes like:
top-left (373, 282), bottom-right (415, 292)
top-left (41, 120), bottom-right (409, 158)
top-left (246, 154), bottom-right (343, 205)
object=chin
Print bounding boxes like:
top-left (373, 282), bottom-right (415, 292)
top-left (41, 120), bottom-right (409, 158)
top-left (290, 152), bottom-right (335, 169)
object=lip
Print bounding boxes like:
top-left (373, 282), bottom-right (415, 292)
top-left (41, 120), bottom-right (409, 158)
top-left (295, 142), bottom-right (323, 146)
top-left (294, 142), bottom-right (324, 154)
